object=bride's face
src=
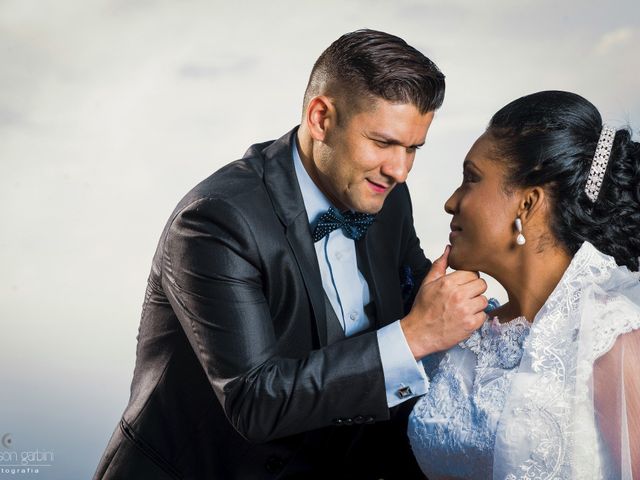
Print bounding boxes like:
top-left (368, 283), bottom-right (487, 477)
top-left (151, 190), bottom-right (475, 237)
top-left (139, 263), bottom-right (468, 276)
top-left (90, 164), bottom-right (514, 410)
top-left (444, 133), bottom-right (522, 274)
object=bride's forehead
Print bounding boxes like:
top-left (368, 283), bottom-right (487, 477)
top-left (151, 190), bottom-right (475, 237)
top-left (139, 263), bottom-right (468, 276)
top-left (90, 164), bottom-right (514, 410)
top-left (465, 133), bottom-right (493, 157)
top-left (464, 145), bottom-right (508, 176)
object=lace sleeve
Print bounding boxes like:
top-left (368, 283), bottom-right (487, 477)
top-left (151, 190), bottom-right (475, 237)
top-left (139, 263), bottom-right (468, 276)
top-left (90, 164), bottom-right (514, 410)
top-left (594, 328), bottom-right (640, 479)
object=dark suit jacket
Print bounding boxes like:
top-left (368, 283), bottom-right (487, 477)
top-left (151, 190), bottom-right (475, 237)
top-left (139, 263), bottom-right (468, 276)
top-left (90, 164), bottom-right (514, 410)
top-left (94, 128), bottom-right (431, 479)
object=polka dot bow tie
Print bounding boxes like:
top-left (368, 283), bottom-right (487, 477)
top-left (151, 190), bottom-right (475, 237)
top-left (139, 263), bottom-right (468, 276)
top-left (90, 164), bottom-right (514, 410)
top-left (311, 206), bottom-right (376, 242)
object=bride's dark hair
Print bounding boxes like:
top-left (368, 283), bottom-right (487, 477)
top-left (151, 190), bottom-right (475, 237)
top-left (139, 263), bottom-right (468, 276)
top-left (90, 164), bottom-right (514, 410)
top-left (487, 90), bottom-right (640, 271)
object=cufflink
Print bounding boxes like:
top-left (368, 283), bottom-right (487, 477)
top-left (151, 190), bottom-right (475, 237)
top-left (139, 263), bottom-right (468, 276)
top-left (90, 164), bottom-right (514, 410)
top-left (396, 385), bottom-right (413, 399)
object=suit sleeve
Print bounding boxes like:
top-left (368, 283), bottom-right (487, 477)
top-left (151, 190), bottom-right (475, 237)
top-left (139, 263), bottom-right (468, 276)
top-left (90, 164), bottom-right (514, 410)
top-left (160, 196), bottom-right (389, 443)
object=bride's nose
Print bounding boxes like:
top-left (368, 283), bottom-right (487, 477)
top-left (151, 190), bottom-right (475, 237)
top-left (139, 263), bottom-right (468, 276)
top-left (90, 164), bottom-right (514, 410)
top-left (444, 189), bottom-right (460, 215)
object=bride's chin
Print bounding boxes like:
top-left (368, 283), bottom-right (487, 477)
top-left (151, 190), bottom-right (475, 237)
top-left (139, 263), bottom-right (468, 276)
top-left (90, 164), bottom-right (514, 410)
top-left (448, 254), bottom-right (463, 271)
top-left (448, 249), bottom-right (472, 272)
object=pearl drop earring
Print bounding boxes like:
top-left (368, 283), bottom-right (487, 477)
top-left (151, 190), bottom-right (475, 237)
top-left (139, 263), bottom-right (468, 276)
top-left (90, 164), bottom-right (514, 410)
top-left (515, 217), bottom-right (526, 245)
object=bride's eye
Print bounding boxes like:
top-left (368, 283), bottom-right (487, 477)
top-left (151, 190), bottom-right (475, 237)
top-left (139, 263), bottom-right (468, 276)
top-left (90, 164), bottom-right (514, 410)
top-left (462, 167), bottom-right (480, 184)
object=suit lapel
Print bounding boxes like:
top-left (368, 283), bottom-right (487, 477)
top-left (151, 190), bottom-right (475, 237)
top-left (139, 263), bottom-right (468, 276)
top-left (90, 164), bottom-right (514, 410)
top-left (356, 212), bottom-right (404, 329)
top-left (260, 128), bottom-right (328, 347)
top-left (356, 234), bottom-right (385, 329)
top-left (285, 216), bottom-right (329, 346)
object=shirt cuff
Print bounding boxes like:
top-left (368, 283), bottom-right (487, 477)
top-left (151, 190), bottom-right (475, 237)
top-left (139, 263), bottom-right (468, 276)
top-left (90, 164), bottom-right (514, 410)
top-left (377, 320), bottom-right (429, 408)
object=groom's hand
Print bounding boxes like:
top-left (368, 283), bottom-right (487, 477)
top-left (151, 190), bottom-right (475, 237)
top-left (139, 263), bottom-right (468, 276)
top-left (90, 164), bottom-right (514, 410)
top-left (400, 245), bottom-right (488, 360)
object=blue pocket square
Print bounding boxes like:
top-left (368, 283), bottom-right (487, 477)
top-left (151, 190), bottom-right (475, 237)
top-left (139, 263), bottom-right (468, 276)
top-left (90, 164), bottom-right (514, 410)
top-left (400, 265), bottom-right (414, 298)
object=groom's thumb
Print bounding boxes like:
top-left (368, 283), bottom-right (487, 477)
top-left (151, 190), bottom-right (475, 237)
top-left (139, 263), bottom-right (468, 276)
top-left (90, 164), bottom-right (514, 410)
top-left (425, 245), bottom-right (450, 283)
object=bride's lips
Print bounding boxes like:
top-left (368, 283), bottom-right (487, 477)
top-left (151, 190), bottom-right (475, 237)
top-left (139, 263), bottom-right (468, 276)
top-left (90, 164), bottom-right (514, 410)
top-left (449, 222), bottom-right (462, 242)
top-left (366, 178), bottom-right (391, 193)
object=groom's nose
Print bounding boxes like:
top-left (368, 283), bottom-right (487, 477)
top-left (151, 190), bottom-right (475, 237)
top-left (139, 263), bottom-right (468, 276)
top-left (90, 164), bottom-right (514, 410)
top-left (380, 149), bottom-right (414, 184)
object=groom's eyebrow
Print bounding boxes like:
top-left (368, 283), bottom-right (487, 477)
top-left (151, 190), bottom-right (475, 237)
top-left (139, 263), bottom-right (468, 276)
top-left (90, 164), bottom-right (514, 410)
top-left (367, 131), bottom-right (425, 149)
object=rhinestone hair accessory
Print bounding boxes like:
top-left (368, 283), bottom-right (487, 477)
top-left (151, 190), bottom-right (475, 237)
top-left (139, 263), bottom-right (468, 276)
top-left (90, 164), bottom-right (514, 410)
top-left (584, 125), bottom-right (615, 202)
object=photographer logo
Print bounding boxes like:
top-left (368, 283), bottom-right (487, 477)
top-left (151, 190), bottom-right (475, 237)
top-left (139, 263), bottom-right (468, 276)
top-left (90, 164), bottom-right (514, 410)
top-left (0, 434), bottom-right (54, 476)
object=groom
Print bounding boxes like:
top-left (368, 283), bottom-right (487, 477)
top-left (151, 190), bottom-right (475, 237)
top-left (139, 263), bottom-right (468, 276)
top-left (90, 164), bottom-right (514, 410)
top-left (94, 29), bottom-right (488, 479)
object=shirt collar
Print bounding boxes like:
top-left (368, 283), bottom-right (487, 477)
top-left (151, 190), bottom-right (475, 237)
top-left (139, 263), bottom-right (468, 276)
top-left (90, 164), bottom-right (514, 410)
top-left (292, 138), bottom-right (333, 226)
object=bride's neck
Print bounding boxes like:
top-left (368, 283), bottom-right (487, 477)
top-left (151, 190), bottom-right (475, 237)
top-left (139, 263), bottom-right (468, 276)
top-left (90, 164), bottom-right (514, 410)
top-left (494, 243), bottom-right (572, 323)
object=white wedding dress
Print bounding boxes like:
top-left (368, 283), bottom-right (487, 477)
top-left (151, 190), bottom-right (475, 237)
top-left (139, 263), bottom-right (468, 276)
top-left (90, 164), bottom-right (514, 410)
top-left (408, 242), bottom-right (640, 479)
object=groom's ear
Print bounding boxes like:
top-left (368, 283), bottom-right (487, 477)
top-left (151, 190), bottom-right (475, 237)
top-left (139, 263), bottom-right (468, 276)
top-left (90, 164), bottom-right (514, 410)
top-left (517, 186), bottom-right (546, 224)
top-left (305, 95), bottom-right (336, 142)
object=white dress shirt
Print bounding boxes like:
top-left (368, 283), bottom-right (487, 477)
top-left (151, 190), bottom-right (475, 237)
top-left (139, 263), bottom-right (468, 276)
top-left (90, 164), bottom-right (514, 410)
top-left (292, 141), bottom-right (428, 407)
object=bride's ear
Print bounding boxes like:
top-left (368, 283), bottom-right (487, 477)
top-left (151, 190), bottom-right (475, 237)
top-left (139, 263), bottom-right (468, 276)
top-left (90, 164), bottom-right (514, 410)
top-left (517, 186), bottom-right (546, 224)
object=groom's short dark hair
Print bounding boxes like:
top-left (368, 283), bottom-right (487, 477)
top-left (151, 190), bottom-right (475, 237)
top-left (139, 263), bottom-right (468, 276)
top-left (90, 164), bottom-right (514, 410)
top-left (303, 29), bottom-right (445, 121)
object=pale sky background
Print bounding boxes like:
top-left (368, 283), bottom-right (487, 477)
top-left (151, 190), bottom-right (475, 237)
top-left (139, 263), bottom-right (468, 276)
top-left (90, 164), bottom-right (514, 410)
top-left (1, 1), bottom-right (638, 478)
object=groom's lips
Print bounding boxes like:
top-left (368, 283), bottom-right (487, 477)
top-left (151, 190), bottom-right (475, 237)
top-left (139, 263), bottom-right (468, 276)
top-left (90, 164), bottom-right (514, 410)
top-left (366, 179), bottom-right (391, 193)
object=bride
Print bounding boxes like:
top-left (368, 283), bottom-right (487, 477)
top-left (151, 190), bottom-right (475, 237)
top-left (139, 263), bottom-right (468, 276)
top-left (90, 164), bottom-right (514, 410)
top-left (408, 91), bottom-right (639, 479)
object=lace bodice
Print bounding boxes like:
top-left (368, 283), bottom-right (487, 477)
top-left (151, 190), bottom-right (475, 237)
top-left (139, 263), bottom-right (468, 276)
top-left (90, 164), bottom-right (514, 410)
top-left (408, 242), bottom-right (640, 479)
top-left (408, 315), bottom-right (530, 479)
